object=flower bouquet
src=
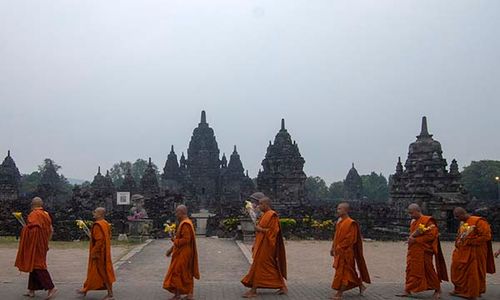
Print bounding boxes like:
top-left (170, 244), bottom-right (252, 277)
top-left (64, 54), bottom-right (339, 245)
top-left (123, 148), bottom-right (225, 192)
top-left (411, 223), bottom-right (435, 238)
top-left (163, 221), bottom-right (177, 238)
top-left (244, 200), bottom-right (257, 225)
top-left (76, 220), bottom-right (92, 238)
top-left (458, 222), bottom-right (476, 242)
top-left (12, 212), bottom-right (26, 227)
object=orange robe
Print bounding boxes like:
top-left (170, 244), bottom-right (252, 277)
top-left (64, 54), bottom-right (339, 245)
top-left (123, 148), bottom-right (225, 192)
top-left (451, 216), bottom-right (496, 298)
top-left (15, 208), bottom-right (52, 273)
top-left (82, 219), bottom-right (116, 292)
top-left (405, 215), bottom-right (448, 293)
top-left (163, 218), bottom-right (200, 295)
top-left (241, 210), bottom-right (287, 289)
top-left (332, 217), bottom-right (370, 291)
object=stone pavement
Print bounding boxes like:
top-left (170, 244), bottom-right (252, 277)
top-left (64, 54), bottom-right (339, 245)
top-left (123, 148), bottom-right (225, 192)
top-left (1, 237), bottom-right (499, 299)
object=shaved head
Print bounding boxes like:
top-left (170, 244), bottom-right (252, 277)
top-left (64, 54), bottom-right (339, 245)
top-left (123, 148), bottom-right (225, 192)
top-left (407, 203), bottom-right (422, 219)
top-left (453, 207), bottom-right (469, 221)
top-left (31, 197), bottom-right (43, 208)
top-left (336, 201), bottom-right (350, 218)
top-left (255, 193), bottom-right (271, 212)
top-left (93, 207), bottom-right (106, 220)
top-left (175, 204), bottom-right (188, 221)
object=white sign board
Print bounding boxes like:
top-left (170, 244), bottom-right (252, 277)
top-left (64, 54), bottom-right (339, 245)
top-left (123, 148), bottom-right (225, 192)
top-left (116, 192), bottom-right (131, 205)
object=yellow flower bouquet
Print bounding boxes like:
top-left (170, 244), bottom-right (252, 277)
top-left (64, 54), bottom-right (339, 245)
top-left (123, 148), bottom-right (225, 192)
top-left (458, 222), bottom-right (476, 241)
top-left (244, 200), bottom-right (257, 225)
top-left (410, 223), bottom-right (435, 238)
top-left (12, 212), bottom-right (26, 227)
top-left (164, 222), bottom-right (177, 238)
top-left (75, 219), bottom-right (92, 238)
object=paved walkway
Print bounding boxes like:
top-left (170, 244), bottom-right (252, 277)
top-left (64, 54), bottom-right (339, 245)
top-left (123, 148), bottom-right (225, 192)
top-left (1, 238), bottom-right (499, 299)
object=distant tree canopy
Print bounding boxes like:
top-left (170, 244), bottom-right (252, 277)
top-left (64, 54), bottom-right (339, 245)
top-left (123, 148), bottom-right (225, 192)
top-left (360, 172), bottom-right (389, 202)
top-left (109, 159), bottom-right (159, 187)
top-left (305, 176), bottom-right (329, 202)
top-left (329, 181), bottom-right (344, 201)
top-left (461, 160), bottom-right (500, 200)
top-left (20, 158), bottom-right (72, 196)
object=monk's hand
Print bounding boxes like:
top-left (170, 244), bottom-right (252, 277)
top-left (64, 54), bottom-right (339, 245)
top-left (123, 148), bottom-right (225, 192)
top-left (255, 225), bottom-right (268, 232)
top-left (408, 236), bottom-right (416, 245)
top-left (166, 247), bottom-right (173, 257)
top-left (330, 248), bottom-right (335, 257)
top-left (495, 250), bottom-right (500, 258)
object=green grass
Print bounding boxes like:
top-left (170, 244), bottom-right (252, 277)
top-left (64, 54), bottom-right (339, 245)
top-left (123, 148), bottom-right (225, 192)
top-left (0, 236), bottom-right (142, 249)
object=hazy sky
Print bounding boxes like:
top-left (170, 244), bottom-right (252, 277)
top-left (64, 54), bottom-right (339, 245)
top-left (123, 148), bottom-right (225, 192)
top-left (1, 0), bottom-right (499, 184)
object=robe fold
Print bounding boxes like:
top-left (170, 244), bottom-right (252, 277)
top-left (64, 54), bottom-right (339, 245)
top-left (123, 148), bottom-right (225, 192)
top-left (163, 218), bottom-right (200, 295)
top-left (15, 207), bottom-right (55, 291)
top-left (332, 217), bottom-right (370, 291)
top-left (405, 215), bottom-right (448, 293)
top-left (82, 219), bottom-right (116, 292)
top-left (241, 210), bottom-right (287, 289)
top-left (451, 216), bottom-right (495, 298)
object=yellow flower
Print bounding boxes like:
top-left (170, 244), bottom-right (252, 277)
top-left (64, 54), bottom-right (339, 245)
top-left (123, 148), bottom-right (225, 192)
top-left (13, 212), bottom-right (22, 218)
top-left (164, 223), bottom-right (176, 233)
top-left (245, 201), bottom-right (253, 210)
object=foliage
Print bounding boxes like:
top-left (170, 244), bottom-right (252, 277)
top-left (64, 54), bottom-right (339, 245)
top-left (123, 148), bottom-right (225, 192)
top-left (109, 159), bottom-right (159, 187)
top-left (462, 160), bottom-right (500, 200)
top-left (222, 217), bottom-right (239, 231)
top-left (360, 172), bottom-right (389, 202)
top-left (305, 176), bottom-right (329, 202)
top-left (279, 218), bottom-right (297, 230)
top-left (20, 171), bottom-right (41, 194)
top-left (329, 181), bottom-right (344, 201)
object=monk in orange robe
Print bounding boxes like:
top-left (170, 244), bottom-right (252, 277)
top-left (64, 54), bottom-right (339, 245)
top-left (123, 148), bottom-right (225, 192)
top-left (163, 205), bottom-right (200, 300)
top-left (331, 202), bottom-right (370, 300)
top-left (77, 207), bottom-right (116, 300)
top-left (450, 207), bottom-right (496, 300)
top-left (15, 197), bottom-right (58, 299)
top-left (242, 192), bottom-right (287, 298)
top-left (396, 204), bottom-right (448, 300)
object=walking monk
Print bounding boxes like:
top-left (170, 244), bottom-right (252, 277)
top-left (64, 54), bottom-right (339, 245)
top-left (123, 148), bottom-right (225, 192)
top-left (15, 197), bottom-right (58, 299)
top-left (450, 207), bottom-right (496, 300)
top-left (396, 204), bottom-right (448, 300)
top-left (163, 205), bottom-right (199, 300)
top-left (331, 202), bottom-right (370, 300)
top-left (77, 207), bottom-right (115, 300)
top-left (242, 192), bottom-right (287, 298)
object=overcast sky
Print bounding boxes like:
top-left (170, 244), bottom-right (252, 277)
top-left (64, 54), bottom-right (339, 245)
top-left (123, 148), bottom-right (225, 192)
top-left (0, 0), bottom-right (499, 184)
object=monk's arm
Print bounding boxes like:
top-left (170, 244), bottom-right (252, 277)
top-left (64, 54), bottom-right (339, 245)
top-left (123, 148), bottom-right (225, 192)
top-left (174, 224), bottom-right (192, 248)
top-left (335, 223), bottom-right (357, 253)
top-left (466, 220), bottom-right (492, 246)
top-left (265, 215), bottom-right (280, 247)
top-left (90, 226), bottom-right (105, 259)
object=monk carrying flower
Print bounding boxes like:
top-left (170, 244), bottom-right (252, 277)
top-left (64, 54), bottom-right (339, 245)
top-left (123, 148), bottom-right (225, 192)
top-left (163, 205), bottom-right (200, 300)
top-left (77, 207), bottom-right (116, 300)
top-left (241, 192), bottom-right (287, 298)
top-left (396, 203), bottom-right (448, 300)
top-left (15, 197), bottom-right (58, 299)
top-left (450, 207), bottom-right (496, 300)
top-left (331, 202), bottom-right (370, 300)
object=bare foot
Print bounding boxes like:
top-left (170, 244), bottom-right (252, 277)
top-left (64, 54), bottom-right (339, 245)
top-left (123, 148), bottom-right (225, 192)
top-left (276, 287), bottom-right (288, 295)
top-left (45, 287), bottom-right (58, 300)
top-left (242, 290), bottom-right (257, 298)
top-left (395, 292), bottom-right (412, 297)
top-left (359, 284), bottom-right (367, 295)
top-left (75, 289), bottom-right (87, 296)
top-left (168, 296), bottom-right (180, 300)
top-left (331, 292), bottom-right (343, 300)
top-left (23, 290), bottom-right (35, 298)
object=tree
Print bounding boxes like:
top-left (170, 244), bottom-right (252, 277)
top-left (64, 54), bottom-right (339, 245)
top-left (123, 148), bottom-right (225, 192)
top-left (20, 171), bottom-right (42, 195)
top-left (360, 172), bottom-right (389, 202)
top-left (109, 159), bottom-right (159, 187)
top-left (329, 181), bottom-right (344, 201)
top-left (305, 176), bottom-right (329, 202)
top-left (461, 160), bottom-right (500, 200)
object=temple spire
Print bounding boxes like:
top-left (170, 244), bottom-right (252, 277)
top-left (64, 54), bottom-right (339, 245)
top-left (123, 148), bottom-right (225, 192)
top-left (233, 145), bottom-right (237, 154)
top-left (281, 118), bottom-right (285, 130)
top-left (98, 166), bottom-right (101, 174)
top-left (201, 110), bottom-right (207, 124)
top-left (171, 145), bottom-right (174, 153)
top-left (7, 150), bottom-right (10, 157)
top-left (352, 162), bottom-right (355, 169)
top-left (418, 116), bottom-right (432, 138)
top-left (148, 157), bottom-right (152, 165)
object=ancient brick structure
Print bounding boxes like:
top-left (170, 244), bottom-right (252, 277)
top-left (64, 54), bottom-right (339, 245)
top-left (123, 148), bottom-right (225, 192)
top-left (344, 163), bottom-right (363, 201)
top-left (390, 116), bottom-right (469, 235)
top-left (0, 151), bottom-right (21, 201)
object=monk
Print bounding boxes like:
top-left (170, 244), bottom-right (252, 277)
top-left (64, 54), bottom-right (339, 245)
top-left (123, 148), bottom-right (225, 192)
top-left (241, 192), bottom-right (287, 298)
top-left (163, 205), bottom-right (200, 300)
top-left (396, 204), bottom-right (448, 300)
top-left (14, 197), bottom-right (58, 299)
top-left (450, 207), bottom-right (496, 300)
top-left (496, 249), bottom-right (500, 258)
top-left (77, 207), bottom-right (116, 300)
top-left (330, 202), bottom-right (370, 300)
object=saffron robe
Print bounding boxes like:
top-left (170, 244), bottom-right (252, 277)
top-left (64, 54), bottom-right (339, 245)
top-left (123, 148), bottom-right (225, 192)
top-left (405, 215), bottom-right (448, 293)
top-left (82, 219), bottom-right (116, 292)
top-left (451, 216), bottom-right (495, 298)
top-left (332, 217), bottom-right (370, 291)
top-left (241, 210), bottom-right (287, 289)
top-left (163, 218), bottom-right (200, 295)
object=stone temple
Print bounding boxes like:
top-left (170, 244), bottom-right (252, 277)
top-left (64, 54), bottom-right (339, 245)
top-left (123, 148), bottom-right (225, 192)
top-left (390, 116), bottom-right (469, 235)
top-left (0, 151), bottom-right (21, 201)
